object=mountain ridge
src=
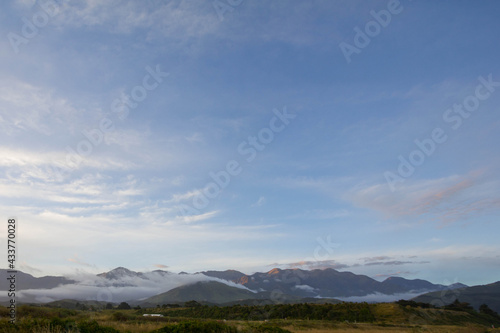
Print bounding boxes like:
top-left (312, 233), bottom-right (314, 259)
top-left (201, 267), bottom-right (466, 298)
top-left (0, 266), bottom-right (474, 306)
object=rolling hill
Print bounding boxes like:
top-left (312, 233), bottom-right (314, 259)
top-left (412, 281), bottom-right (500, 313)
top-left (139, 281), bottom-right (268, 306)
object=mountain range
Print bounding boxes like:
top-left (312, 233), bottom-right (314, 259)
top-left (0, 267), bottom-right (470, 306)
top-left (0, 269), bottom-right (74, 290)
top-left (201, 267), bottom-right (467, 298)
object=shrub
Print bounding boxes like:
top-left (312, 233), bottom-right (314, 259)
top-left (154, 320), bottom-right (237, 332)
top-left (78, 320), bottom-right (120, 333)
top-left (112, 311), bottom-right (133, 321)
top-left (117, 302), bottom-right (131, 310)
top-left (247, 324), bottom-right (292, 332)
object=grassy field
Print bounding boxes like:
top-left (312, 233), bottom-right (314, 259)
top-left (0, 302), bottom-right (499, 332)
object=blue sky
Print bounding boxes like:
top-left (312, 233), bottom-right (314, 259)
top-left (0, 0), bottom-right (499, 286)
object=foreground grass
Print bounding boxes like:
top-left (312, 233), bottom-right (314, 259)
top-left (1, 318), bottom-right (500, 333)
top-left (0, 302), bottom-right (499, 332)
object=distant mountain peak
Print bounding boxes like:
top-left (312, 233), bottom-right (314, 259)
top-left (113, 266), bottom-right (132, 272)
top-left (267, 268), bottom-right (281, 275)
top-left (151, 269), bottom-right (171, 275)
top-left (383, 276), bottom-right (407, 282)
top-left (226, 269), bottom-right (244, 273)
top-left (448, 282), bottom-right (468, 289)
top-left (97, 267), bottom-right (139, 280)
top-left (201, 269), bottom-right (247, 284)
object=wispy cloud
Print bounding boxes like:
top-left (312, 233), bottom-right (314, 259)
top-left (364, 260), bottom-right (429, 267)
top-left (251, 196), bottom-right (266, 207)
top-left (346, 169), bottom-right (500, 225)
top-left (0, 78), bottom-right (79, 136)
top-left (280, 260), bottom-right (349, 270)
top-left (0, 170), bottom-right (144, 205)
top-left (11, 270), bottom-right (244, 304)
top-left (67, 255), bottom-right (96, 268)
top-left (361, 256), bottom-right (394, 263)
top-left (167, 188), bottom-right (205, 203)
top-left (178, 210), bottom-right (219, 224)
top-left (53, 0), bottom-right (221, 39)
top-left (335, 292), bottom-right (425, 303)
top-left (374, 271), bottom-right (413, 278)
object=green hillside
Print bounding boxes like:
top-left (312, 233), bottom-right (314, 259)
top-left (141, 281), bottom-right (264, 305)
top-left (413, 281), bottom-right (500, 313)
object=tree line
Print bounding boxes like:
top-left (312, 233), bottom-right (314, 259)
top-left (140, 302), bottom-right (376, 322)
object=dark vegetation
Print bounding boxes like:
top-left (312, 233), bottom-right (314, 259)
top-left (0, 299), bottom-right (499, 332)
top-left (396, 298), bottom-right (500, 318)
top-left (152, 320), bottom-right (238, 333)
top-left (142, 302), bottom-right (376, 322)
top-left (0, 318), bottom-right (120, 333)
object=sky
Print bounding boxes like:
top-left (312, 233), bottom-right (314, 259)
top-left (0, 0), bottom-right (499, 287)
